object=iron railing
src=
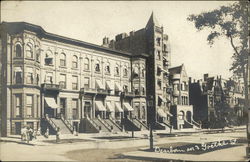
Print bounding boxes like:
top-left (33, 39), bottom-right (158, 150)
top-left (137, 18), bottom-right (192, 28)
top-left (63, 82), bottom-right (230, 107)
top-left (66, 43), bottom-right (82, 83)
top-left (60, 114), bottom-right (74, 133)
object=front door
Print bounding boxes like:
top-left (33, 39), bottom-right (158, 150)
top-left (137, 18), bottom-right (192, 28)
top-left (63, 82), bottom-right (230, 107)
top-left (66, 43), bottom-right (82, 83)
top-left (60, 98), bottom-right (66, 117)
top-left (84, 101), bottom-right (92, 118)
top-left (15, 122), bottom-right (21, 135)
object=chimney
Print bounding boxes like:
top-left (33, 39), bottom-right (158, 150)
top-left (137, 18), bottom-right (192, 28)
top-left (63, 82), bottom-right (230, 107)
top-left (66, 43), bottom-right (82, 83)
top-left (189, 77), bottom-right (192, 83)
top-left (204, 73), bottom-right (209, 81)
top-left (102, 37), bottom-right (109, 48)
top-left (109, 40), bottom-right (115, 49)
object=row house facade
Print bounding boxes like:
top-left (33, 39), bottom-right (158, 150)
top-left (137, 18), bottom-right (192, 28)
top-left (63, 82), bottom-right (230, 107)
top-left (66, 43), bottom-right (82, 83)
top-left (0, 22), bottom-right (148, 136)
top-left (189, 74), bottom-right (245, 128)
top-left (169, 64), bottom-right (199, 129)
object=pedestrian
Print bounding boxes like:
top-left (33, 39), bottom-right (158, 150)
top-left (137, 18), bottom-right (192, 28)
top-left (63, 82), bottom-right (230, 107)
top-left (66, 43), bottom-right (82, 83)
top-left (21, 126), bottom-right (27, 141)
top-left (33, 130), bottom-right (37, 139)
top-left (56, 127), bottom-right (60, 143)
top-left (37, 128), bottom-right (41, 136)
top-left (29, 128), bottom-right (34, 141)
top-left (44, 128), bottom-right (49, 138)
top-left (26, 127), bottom-right (30, 143)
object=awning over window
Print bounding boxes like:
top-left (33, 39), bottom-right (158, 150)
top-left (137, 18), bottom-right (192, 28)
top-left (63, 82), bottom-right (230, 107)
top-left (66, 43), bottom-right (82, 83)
top-left (95, 101), bottom-right (106, 111)
top-left (106, 81), bottom-right (114, 90)
top-left (106, 102), bottom-right (114, 112)
top-left (96, 80), bottom-right (105, 89)
top-left (157, 109), bottom-right (167, 118)
top-left (115, 102), bottom-right (123, 112)
top-left (115, 82), bottom-right (123, 92)
top-left (158, 96), bottom-right (167, 103)
top-left (123, 103), bottom-right (134, 111)
top-left (45, 97), bottom-right (59, 109)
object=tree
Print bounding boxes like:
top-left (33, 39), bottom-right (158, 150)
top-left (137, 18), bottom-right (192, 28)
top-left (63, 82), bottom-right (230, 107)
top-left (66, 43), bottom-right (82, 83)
top-left (187, 1), bottom-right (249, 114)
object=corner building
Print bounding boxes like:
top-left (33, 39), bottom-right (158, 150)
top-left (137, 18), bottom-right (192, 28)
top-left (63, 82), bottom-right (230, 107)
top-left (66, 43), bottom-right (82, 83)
top-left (0, 22), bottom-right (148, 136)
top-left (103, 13), bottom-right (172, 128)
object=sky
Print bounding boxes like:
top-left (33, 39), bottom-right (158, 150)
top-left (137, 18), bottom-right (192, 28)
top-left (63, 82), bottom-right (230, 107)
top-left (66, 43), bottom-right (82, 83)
top-left (1, 1), bottom-right (236, 80)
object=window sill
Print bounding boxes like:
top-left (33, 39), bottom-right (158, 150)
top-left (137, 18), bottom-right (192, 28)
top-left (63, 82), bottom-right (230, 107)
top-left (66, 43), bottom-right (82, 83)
top-left (71, 68), bottom-right (79, 70)
top-left (59, 66), bottom-right (67, 69)
top-left (45, 64), bottom-right (54, 67)
top-left (83, 69), bottom-right (90, 72)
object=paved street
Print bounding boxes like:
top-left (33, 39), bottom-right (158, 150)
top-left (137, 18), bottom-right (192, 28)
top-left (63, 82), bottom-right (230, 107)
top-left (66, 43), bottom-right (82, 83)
top-left (0, 127), bottom-right (248, 161)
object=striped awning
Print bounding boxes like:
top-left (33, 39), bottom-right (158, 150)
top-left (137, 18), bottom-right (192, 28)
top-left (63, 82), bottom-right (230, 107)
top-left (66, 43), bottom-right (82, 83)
top-left (45, 97), bottom-right (59, 109)
top-left (115, 82), bottom-right (123, 92)
top-left (95, 101), bottom-right (106, 111)
top-left (115, 102), bottom-right (123, 112)
top-left (106, 102), bottom-right (115, 112)
top-left (158, 96), bottom-right (167, 103)
top-left (123, 103), bottom-right (134, 111)
top-left (106, 81), bottom-right (114, 90)
top-left (157, 109), bottom-right (167, 118)
top-left (96, 80), bottom-right (105, 89)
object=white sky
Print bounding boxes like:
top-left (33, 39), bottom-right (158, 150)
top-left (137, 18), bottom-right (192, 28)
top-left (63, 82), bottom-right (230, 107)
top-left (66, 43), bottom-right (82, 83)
top-left (1, 1), bottom-right (236, 80)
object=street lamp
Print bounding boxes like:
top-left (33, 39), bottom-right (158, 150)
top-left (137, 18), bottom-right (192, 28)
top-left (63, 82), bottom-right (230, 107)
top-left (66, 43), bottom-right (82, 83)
top-left (147, 95), bottom-right (154, 151)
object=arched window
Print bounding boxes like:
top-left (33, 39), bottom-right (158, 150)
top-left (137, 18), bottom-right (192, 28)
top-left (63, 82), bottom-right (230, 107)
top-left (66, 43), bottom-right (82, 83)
top-left (105, 62), bottom-right (110, 74)
top-left (123, 66), bottom-right (128, 77)
top-left (141, 66), bottom-right (145, 78)
top-left (26, 43), bottom-right (33, 58)
top-left (15, 44), bottom-right (22, 57)
top-left (72, 55), bottom-right (78, 68)
top-left (45, 50), bottom-right (53, 65)
top-left (60, 53), bottom-right (66, 66)
top-left (95, 60), bottom-right (100, 72)
top-left (133, 65), bottom-right (139, 78)
top-left (179, 111), bottom-right (185, 120)
top-left (115, 64), bottom-right (119, 75)
top-left (84, 58), bottom-right (89, 70)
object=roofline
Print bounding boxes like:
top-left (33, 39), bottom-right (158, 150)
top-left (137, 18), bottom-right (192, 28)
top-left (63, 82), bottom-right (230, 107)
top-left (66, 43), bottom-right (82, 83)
top-left (1, 21), bottom-right (133, 57)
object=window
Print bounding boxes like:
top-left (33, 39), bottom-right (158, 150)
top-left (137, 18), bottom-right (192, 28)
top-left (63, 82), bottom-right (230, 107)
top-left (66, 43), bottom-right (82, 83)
top-left (36, 49), bottom-right (40, 62)
top-left (45, 50), bottom-right (53, 65)
top-left (141, 67), bottom-right (145, 78)
top-left (59, 74), bottom-right (66, 89)
top-left (72, 55), bottom-right (78, 68)
top-left (157, 51), bottom-right (161, 60)
top-left (123, 67), bottom-right (128, 77)
top-left (60, 53), bottom-right (66, 67)
top-left (123, 85), bottom-right (128, 93)
top-left (15, 94), bottom-right (22, 117)
top-left (15, 44), bottom-right (22, 57)
top-left (26, 95), bottom-right (33, 117)
top-left (115, 64), bottom-right (119, 75)
top-left (36, 72), bottom-right (39, 85)
top-left (72, 99), bottom-right (78, 119)
top-left (14, 67), bottom-right (22, 84)
top-left (84, 77), bottom-right (90, 88)
top-left (156, 37), bottom-right (161, 46)
top-left (141, 87), bottom-right (145, 95)
top-left (95, 60), bottom-right (100, 72)
top-left (84, 58), bottom-right (90, 70)
top-left (179, 111), bottom-right (185, 120)
top-left (163, 44), bottom-right (167, 52)
top-left (157, 80), bottom-right (162, 90)
top-left (45, 72), bottom-right (53, 83)
top-left (133, 66), bottom-right (139, 78)
top-left (105, 63), bottom-right (110, 74)
top-left (72, 76), bottom-right (78, 90)
top-left (26, 43), bottom-right (33, 58)
top-left (26, 67), bottom-right (34, 84)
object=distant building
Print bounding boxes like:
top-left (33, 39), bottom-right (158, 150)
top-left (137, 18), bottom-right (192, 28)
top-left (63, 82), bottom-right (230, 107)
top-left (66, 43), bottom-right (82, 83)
top-left (189, 74), bottom-right (245, 128)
